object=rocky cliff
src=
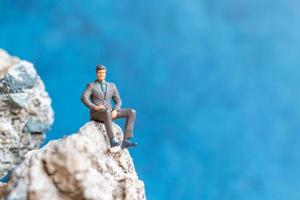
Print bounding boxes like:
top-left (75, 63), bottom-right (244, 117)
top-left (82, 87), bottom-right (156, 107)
top-left (0, 49), bottom-right (54, 180)
top-left (4, 121), bottom-right (146, 200)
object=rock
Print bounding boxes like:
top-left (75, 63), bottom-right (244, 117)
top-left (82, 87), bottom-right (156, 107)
top-left (3, 94), bottom-right (27, 110)
top-left (23, 120), bottom-right (52, 134)
top-left (0, 61), bottom-right (37, 94)
top-left (0, 182), bottom-right (7, 199)
top-left (4, 121), bottom-right (146, 200)
top-left (0, 49), bottom-right (54, 180)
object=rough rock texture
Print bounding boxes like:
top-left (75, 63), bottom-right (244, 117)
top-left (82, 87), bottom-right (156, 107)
top-left (0, 182), bottom-right (7, 198)
top-left (0, 49), bottom-right (54, 179)
top-left (4, 121), bottom-right (146, 200)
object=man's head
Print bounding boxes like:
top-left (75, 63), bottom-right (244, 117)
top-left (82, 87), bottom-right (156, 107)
top-left (96, 64), bottom-right (107, 81)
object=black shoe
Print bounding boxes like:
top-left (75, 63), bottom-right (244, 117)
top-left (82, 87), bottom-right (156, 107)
top-left (110, 137), bottom-right (120, 147)
top-left (121, 139), bottom-right (138, 149)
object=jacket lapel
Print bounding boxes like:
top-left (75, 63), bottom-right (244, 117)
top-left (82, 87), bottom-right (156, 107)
top-left (94, 80), bottom-right (105, 98)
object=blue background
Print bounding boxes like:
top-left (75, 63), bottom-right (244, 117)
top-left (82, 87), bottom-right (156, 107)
top-left (1, 0), bottom-right (300, 199)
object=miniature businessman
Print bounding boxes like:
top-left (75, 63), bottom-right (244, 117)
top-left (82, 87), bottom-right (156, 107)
top-left (81, 64), bottom-right (138, 149)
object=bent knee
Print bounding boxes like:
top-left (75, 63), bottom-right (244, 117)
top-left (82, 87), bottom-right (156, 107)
top-left (104, 109), bottom-right (110, 115)
top-left (95, 109), bottom-right (110, 116)
top-left (129, 108), bottom-right (136, 115)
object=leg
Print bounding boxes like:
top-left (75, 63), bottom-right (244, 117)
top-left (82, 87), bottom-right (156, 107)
top-left (114, 108), bottom-right (136, 139)
top-left (92, 109), bottom-right (115, 139)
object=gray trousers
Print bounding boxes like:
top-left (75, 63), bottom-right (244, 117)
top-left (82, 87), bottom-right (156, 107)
top-left (91, 108), bottom-right (136, 139)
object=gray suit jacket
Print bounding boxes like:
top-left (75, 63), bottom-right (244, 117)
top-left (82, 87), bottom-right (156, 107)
top-left (81, 80), bottom-right (122, 119)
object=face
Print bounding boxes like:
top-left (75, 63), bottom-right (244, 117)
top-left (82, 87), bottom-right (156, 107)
top-left (97, 69), bottom-right (106, 81)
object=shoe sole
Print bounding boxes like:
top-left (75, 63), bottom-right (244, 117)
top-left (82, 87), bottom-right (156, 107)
top-left (121, 144), bottom-right (138, 149)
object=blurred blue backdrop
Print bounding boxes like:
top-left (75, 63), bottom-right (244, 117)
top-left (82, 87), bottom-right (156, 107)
top-left (1, 0), bottom-right (300, 199)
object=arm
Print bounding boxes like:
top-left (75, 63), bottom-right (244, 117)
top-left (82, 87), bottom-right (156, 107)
top-left (112, 83), bottom-right (122, 112)
top-left (81, 83), bottom-right (97, 110)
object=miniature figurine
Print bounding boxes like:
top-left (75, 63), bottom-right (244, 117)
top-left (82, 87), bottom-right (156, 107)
top-left (81, 64), bottom-right (138, 149)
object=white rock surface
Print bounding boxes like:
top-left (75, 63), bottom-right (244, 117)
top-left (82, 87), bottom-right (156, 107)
top-left (4, 121), bottom-right (146, 200)
top-left (0, 49), bottom-right (54, 179)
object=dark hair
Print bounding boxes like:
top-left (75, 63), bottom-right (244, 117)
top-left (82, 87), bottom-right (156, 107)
top-left (96, 64), bottom-right (107, 72)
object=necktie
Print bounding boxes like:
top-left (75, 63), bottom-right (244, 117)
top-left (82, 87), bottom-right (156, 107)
top-left (100, 82), bottom-right (106, 93)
